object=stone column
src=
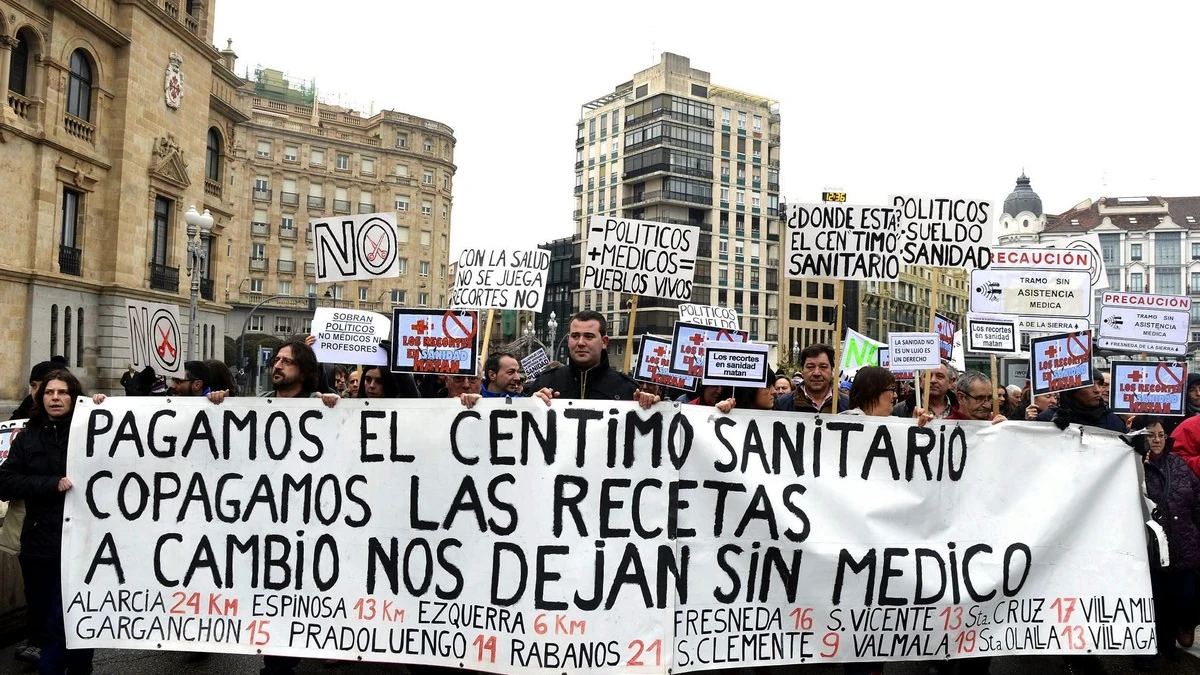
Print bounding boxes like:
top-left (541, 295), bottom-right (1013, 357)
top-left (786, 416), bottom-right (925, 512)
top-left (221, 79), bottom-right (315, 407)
top-left (0, 35), bottom-right (15, 127)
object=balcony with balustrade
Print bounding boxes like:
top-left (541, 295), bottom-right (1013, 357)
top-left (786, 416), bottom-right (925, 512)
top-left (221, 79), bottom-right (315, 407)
top-left (149, 262), bottom-right (179, 292)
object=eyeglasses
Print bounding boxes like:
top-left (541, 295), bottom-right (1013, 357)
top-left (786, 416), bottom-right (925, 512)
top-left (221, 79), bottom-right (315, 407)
top-left (1147, 433), bottom-right (1167, 440)
top-left (171, 377), bottom-right (197, 385)
top-left (272, 356), bottom-right (296, 366)
top-left (884, 386), bottom-right (897, 393)
top-left (962, 393), bottom-right (993, 404)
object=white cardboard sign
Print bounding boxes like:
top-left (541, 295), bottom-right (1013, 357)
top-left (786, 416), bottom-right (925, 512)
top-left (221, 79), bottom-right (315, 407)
top-left (668, 321), bottom-right (748, 378)
top-left (965, 312), bottom-right (1020, 355)
top-left (310, 211), bottom-right (400, 282)
top-left (582, 216), bottom-right (699, 300)
top-left (1097, 292), bottom-right (1191, 355)
top-left (311, 308), bottom-right (390, 366)
top-left (635, 335), bottom-right (696, 390)
top-left (678, 304), bottom-right (739, 330)
top-left (890, 195), bottom-right (993, 269)
top-left (887, 332), bottom-right (940, 370)
top-left (450, 248), bottom-right (550, 312)
top-left (992, 235), bottom-right (1110, 289)
top-left (784, 203), bottom-right (903, 280)
top-left (1110, 360), bottom-right (1186, 416)
top-left (520, 349), bottom-right (551, 379)
top-left (970, 268), bottom-right (1093, 318)
top-left (701, 341), bottom-right (770, 388)
top-left (124, 299), bottom-right (184, 378)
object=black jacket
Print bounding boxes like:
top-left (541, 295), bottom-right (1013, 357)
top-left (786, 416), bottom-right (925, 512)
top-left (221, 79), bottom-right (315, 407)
top-left (0, 416), bottom-right (72, 558)
top-left (526, 352), bottom-right (638, 401)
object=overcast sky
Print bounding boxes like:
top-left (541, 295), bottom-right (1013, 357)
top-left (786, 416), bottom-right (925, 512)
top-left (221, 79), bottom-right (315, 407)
top-left (214, 1), bottom-right (1200, 255)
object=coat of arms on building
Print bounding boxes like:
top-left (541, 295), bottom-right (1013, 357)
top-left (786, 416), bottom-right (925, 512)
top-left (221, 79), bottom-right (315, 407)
top-left (164, 52), bottom-right (184, 109)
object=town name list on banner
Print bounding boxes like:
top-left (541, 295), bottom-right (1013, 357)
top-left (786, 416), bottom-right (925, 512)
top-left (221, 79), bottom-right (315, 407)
top-left (64, 399), bottom-right (1153, 673)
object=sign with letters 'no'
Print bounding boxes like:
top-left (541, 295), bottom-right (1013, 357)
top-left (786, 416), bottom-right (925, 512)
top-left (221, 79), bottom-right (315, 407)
top-left (311, 212), bottom-right (400, 283)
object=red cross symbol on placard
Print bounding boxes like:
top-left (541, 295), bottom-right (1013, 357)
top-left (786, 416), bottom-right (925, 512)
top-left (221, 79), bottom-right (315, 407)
top-left (1128, 370), bottom-right (1144, 383)
top-left (688, 333), bottom-right (706, 346)
top-left (1044, 345), bottom-right (1058, 359)
top-left (411, 320), bottom-right (430, 335)
top-left (654, 346), bottom-right (667, 357)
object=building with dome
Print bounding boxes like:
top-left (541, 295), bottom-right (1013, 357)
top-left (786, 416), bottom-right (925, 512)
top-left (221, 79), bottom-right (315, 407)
top-left (995, 172), bottom-right (1200, 366)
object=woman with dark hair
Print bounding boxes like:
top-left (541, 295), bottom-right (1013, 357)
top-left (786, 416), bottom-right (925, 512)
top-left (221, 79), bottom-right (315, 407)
top-left (715, 384), bottom-right (777, 413)
top-left (1021, 388), bottom-right (1057, 421)
top-left (845, 366), bottom-right (897, 416)
top-left (204, 359), bottom-right (238, 397)
top-left (1134, 416), bottom-right (1200, 668)
top-left (1037, 380), bottom-right (1124, 433)
top-left (0, 370), bottom-right (94, 675)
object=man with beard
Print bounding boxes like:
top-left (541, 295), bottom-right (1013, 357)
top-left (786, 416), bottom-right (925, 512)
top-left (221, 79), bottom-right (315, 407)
top-left (775, 344), bottom-right (848, 414)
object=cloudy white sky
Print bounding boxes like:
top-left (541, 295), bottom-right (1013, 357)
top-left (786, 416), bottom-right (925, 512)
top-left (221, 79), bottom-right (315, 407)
top-left (215, 1), bottom-right (1200, 255)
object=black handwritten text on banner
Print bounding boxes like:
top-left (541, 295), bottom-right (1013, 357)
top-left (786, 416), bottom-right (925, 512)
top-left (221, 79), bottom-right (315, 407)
top-left (64, 399), bottom-right (1153, 671)
top-left (450, 249), bottom-right (550, 312)
top-left (890, 196), bottom-right (993, 269)
top-left (311, 212), bottom-right (400, 282)
top-left (582, 216), bottom-right (699, 301)
top-left (784, 203), bottom-right (903, 281)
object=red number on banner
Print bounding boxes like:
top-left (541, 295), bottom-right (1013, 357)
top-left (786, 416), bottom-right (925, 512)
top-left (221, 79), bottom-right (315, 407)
top-left (939, 606), bottom-right (963, 631)
top-left (820, 632), bottom-right (840, 658)
top-left (247, 620), bottom-right (271, 646)
top-left (169, 592), bottom-right (201, 615)
top-left (1051, 597), bottom-right (1077, 623)
top-left (789, 607), bottom-right (814, 630)
top-left (955, 630), bottom-right (976, 654)
top-left (1063, 625), bottom-right (1086, 650)
top-left (472, 635), bottom-right (497, 663)
top-left (627, 639), bottom-right (662, 666)
top-left (354, 598), bottom-right (377, 621)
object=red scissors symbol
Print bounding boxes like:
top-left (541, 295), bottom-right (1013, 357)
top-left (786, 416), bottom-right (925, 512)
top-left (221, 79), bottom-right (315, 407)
top-left (156, 326), bottom-right (176, 359)
top-left (365, 233), bottom-right (388, 263)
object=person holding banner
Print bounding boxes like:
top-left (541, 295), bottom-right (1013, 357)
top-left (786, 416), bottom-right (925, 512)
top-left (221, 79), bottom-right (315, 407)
top-left (530, 311), bottom-right (639, 402)
top-left (1134, 417), bottom-right (1200, 668)
top-left (168, 360), bottom-right (213, 396)
top-left (775, 344), bottom-right (848, 414)
top-left (0, 370), bottom-right (94, 675)
top-left (946, 372), bottom-right (1007, 423)
top-left (1037, 380), bottom-right (1124, 433)
top-left (843, 366), bottom-right (898, 417)
top-left (480, 351), bottom-right (524, 398)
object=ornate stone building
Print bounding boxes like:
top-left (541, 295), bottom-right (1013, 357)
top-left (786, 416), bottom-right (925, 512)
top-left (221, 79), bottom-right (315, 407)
top-left (0, 0), bottom-right (250, 398)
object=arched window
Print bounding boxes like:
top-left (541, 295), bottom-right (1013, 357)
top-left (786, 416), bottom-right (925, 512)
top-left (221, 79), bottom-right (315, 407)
top-left (9, 29), bottom-right (34, 96)
top-left (67, 49), bottom-right (92, 121)
top-left (64, 307), bottom-right (72, 366)
top-left (50, 304), bottom-right (59, 357)
top-left (206, 128), bottom-right (222, 182)
top-left (77, 309), bottom-right (85, 367)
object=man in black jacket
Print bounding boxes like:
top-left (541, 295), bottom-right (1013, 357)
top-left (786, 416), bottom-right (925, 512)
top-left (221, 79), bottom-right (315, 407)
top-left (529, 310), bottom-right (639, 402)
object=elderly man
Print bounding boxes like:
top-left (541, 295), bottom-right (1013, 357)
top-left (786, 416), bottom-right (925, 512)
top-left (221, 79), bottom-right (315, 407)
top-left (946, 371), bottom-right (1006, 423)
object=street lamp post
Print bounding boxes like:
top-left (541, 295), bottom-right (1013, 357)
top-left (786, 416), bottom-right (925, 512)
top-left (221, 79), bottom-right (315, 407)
top-left (184, 205), bottom-right (215, 361)
top-left (546, 312), bottom-right (558, 360)
top-left (522, 319), bottom-right (534, 357)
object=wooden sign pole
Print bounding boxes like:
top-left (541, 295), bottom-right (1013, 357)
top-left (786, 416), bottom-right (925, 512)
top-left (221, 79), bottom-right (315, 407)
top-left (480, 309), bottom-right (496, 365)
top-left (622, 295), bottom-right (640, 374)
top-left (831, 280), bottom-right (845, 413)
top-left (990, 353), bottom-right (1000, 417)
top-left (922, 270), bottom-right (940, 412)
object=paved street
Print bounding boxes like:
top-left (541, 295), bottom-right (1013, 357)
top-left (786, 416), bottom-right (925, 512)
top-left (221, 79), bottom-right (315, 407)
top-left (1, 643), bottom-right (1198, 675)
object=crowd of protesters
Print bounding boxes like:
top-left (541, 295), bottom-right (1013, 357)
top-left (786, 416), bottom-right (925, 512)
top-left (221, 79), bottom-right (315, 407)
top-left (1, 310), bottom-right (1198, 674)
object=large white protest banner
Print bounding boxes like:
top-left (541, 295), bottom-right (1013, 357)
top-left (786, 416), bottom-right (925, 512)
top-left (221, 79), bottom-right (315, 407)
top-left (125, 299), bottom-right (184, 378)
top-left (677, 304), bottom-right (739, 330)
top-left (391, 308), bottom-right (479, 376)
top-left (311, 212), bottom-right (400, 282)
top-left (890, 195), bottom-right (993, 269)
top-left (311, 308), bottom-right (390, 366)
top-left (65, 399), bottom-right (1154, 670)
top-left (582, 216), bottom-right (699, 301)
top-left (1097, 292), bottom-right (1191, 356)
top-left (1110, 360), bottom-right (1186, 416)
top-left (887, 332), bottom-right (940, 370)
top-left (784, 203), bottom-right (903, 280)
top-left (635, 335), bottom-right (696, 390)
top-left (1030, 330), bottom-right (1093, 396)
top-left (669, 322), bottom-right (748, 378)
top-left (450, 249), bottom-right (550, 312)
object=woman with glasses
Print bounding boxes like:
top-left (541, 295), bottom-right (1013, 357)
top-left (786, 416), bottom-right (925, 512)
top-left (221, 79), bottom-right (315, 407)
top-left (1134, 416), bottom-right (1200, 669)
top-left (842, 366), bottom-right (898, 418)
